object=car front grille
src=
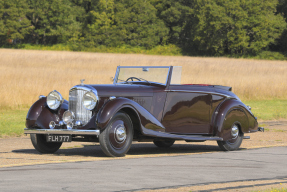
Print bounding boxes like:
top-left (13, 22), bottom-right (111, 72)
top-left (69, 88), bottom-right (92, 125)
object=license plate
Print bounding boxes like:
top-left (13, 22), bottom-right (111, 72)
top-left (46, 135), bottom-right (72, 142)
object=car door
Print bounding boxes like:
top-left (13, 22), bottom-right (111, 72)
top-left (161, 86), bottom-right (212, 134)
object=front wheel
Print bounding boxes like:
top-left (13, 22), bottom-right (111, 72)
top-left (217, 124), bottom-right (243, 151)
top-left (30, 134), bottom-right (62, 153)
top-left (99, 112), bottom-right (133, 157)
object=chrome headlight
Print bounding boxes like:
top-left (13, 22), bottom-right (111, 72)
top-left (83, 91), bottom-right (98, 110)
top-left (47, 90), bottom-right (63, 110)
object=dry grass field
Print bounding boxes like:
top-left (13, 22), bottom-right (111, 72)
top-left (0, 48), bottom-right (287, 109)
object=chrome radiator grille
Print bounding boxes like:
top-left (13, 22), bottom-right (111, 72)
top-left (69, 89), bottom-right (92, 125)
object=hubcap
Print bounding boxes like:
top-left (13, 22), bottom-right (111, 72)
top-left (231, 125), bottom-right (239, 138)
top-left (115, 125), bottom-right (126, 143)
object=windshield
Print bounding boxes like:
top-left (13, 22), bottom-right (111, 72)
top-left (114, 66), bottom-right (170, 85)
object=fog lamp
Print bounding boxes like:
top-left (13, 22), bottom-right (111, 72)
top-left (59, 121), bottom-right (64, 126)
top-left (75, 120), bottom-right (82, 126)
top-left (67, 122), bottom-right (73, 130)
top-left (63, 111), bottom-right (75, 125)
top-left (49, 121), bottom-right (56, 129)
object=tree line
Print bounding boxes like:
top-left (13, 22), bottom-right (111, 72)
top-left (1, 0), bottom-right (287, 57)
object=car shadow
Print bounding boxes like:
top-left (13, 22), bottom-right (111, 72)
top-left (11, 142), bottom-right (246, 158)
top-left (128, 143), bottom-right (221, 155)
top-left (12, 144), bottom-right (106, 157)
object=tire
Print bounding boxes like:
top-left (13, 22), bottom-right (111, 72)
top-left (153, 139), bottom-right (175, 148)
top-left (99, 112), bottom-right (133, 157)
top-left (217, 124), bottom-right (243, 151)
top-left (30, 134), bottom-right (62, 153)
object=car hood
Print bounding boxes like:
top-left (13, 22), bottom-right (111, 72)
top-left (83, 84), bottom-right (160, 97)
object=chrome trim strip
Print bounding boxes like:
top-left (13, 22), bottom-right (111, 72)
top-left (24, 128), bottom-right (100, 136)
top-left (114, 66), bottom-right (120, 84)
top-left (109, 96), bottom-right (116, 100)
top-left (165, 90), bottom-right (233, 98)
top-left (166, 66), bottom-right (171, 86)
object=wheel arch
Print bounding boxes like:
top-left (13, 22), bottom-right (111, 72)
top-left (213, 99), bottom-right (251, 140)
top-left (96, 97), bottom-right (165, 134)
top-left (26, 97), bottom-right (68, 129)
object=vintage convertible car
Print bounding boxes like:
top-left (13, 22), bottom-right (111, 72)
top-left (24, 66), bottom-right (263, 157)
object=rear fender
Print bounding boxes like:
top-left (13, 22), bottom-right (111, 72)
top-left (96, 97), bottom-right (165, 132)
top-left (26, 97), bottom-right (68, 129)
top-left (213, 99), bottom-right (258, 140)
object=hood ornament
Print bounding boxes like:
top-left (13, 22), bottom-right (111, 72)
top-left (80, 79), bottom-right (85, 85)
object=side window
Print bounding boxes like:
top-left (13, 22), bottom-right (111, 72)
top-left (170, 66), bottom-right (182, 85)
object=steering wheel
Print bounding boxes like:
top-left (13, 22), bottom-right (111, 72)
top-left (126, 77), bottom-right (141, 82)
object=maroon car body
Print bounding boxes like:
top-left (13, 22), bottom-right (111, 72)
top-left (24, 66), bottom-right (261, 157)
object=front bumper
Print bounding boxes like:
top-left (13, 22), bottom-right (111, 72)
top-left (24, 128), bottom-right (100, 136)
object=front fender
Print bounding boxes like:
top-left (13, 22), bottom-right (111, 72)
top-left (214, 99), bottom-right (258, 140)
top-left (96, 97), bottom-right (165, 132)
top-left (26, 97), bottom-right (68, 129)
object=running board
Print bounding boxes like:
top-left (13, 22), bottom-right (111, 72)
top-left (243, 136), bottom-right (250, 139)
top-left (141, 126), bottom-right (223, 141)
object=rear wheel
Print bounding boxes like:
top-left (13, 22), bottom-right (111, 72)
top-left (153, 139), bottom-right (175, 148)
top-left (217, 124), bottom-right (243, 151)
top-left (99, 112), bottom-right (133, 157)
top-left (30, 134), bottom-right (62, 153)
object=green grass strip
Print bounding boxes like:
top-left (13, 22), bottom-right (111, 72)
top-left (243, 100), bottom-right (287, 121)
top-left (0, 109), bottom-right (27, 138)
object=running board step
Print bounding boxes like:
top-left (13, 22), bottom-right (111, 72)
top-left (243, 136), bottom-right (250, 139)
top-left (142, 126), bottom-right (223, 141)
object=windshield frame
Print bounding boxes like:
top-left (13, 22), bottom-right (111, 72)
top-left (113, 66), bottom-right (172, 86)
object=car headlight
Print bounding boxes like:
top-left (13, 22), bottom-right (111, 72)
top-left (46, 90), bottom-right (63, 110)
top-left (83, 91), bottom-right (98, 110)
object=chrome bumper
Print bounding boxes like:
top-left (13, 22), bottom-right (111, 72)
top-left (24, 128), bottom-right (100, 136)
